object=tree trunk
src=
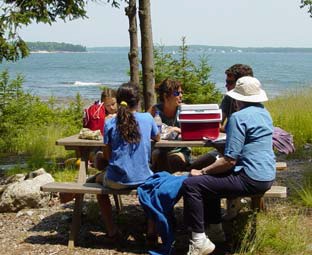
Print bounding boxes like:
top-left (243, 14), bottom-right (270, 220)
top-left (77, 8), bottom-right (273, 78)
top-left (138, 0), bottom-right (155, 111)
top-left (125, 0), bottom-right (139, 85)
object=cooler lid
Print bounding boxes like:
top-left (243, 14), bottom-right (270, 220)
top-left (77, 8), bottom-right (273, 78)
top-left (180, 104), bottom-right (219, 111)
top-left (179, 109), bottom-right (221, 115)
top-left (177, 109), bottom-right (222, 122)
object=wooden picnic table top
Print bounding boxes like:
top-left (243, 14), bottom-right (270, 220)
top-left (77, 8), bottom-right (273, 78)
top-left (56, 133), bottom-right (227, 148)
top-left (56, 134), bottom-right (104, 147)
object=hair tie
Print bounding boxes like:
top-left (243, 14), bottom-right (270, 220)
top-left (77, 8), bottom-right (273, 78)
top-left (120, 101), bottom-right (128, 107)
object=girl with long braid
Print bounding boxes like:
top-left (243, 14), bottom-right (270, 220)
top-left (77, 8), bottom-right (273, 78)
top-left (96, 82), bottom-right (160, 240)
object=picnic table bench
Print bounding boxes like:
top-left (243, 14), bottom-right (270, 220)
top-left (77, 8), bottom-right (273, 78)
top-left (41, 134), bottom-right (288, 248)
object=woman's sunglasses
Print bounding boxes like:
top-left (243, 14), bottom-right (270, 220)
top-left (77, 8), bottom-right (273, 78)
top-left (173, 90), bottom-right (183, 96)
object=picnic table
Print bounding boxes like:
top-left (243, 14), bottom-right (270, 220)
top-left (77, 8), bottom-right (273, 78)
top-left (41, 133), bottom-right (287, 248)
top-left (54, 132), bottom-right (227, 184)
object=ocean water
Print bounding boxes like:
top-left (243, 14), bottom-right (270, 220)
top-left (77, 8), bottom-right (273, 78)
top-left (1, 46), bottom-right (312, 101)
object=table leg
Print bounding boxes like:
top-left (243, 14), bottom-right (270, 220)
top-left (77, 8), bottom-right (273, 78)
top-left (68, 148), bottom-right (89, 247)
top-left (68, 194), bottom-right (84, 248)
top-left (77, 148), bottom-right (89, 183)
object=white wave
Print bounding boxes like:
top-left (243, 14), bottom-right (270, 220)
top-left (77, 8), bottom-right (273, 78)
top-left (73, 81), bottom-right (102, 86)
top-left (30, 50), bottom-right (52, 54)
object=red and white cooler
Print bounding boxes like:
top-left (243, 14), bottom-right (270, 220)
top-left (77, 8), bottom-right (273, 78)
top-left (177, 104), bottom-right (222, 140)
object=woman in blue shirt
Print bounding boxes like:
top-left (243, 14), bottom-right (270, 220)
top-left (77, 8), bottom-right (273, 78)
top-left (182, 77), bottom-right (275, 255)
top-left (96, 82), bottom-right (160, 240)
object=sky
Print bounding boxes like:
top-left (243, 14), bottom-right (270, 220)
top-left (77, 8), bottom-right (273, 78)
top-left (20, 0), bottom-right (312, 48)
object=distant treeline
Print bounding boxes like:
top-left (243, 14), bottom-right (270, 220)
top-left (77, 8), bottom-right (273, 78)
top-left (186, 45), bottom-right (312, 53)
top-left (88, 45), bottom-right (312, 54)
top-left (27, 42), bottom-right (87, 52)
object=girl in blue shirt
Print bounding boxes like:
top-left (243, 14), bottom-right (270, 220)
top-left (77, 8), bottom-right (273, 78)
top-left (96, 82), bottom-right (160, 240)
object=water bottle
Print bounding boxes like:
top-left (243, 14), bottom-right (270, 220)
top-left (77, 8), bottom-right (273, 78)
top-left (154, 110), bottom-right (162, 133)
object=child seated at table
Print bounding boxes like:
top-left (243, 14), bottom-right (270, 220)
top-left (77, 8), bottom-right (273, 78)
top-left (95, 82), bottom-right (160, 240)
top-left (92, 88), bottom-right (117, 170)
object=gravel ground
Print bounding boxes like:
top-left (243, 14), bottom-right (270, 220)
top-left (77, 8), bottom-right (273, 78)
top-left (0, 155), bottom-right (311, 255)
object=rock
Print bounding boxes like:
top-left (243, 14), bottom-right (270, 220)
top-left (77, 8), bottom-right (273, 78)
top-left (25, 168), bottom-right (47, 180)
top-left (0, 174), bottom-right (25, 196)
top-left (0, 185), bottom-right (7, 195)
top-left (4, 174), bottom-right (25, 184)
top-left (16, 211), bottom-right (24, 218)
top-left (0, 173), bottom-right (54, 212)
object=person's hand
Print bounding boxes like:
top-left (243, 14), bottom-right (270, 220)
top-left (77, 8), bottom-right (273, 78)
top-left (162, 126), bottom-right (180, 140)
top-left (190, 169), bottom-right (203, 176)
top-left (170, 126), bottom-right (181, 133)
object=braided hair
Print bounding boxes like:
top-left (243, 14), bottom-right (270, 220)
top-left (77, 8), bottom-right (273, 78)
top-left (116, 82), bottom-right (141, 143)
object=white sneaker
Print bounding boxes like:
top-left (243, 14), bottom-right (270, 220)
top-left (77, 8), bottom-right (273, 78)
top-left (206, 224), bottom-right (226, 243)
top-left (187, 238), bottom-right (215, 255)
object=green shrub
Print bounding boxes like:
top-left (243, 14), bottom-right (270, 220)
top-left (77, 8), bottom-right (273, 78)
top-left (0, 70), bottom-right (83, 172)
top-left (154, 37), bottom-right (222, 104)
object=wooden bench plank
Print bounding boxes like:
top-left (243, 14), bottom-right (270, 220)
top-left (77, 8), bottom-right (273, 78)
top-left (41, 182), bottom-right (137, 195)
top-left (262, 185), bottom-right (287, 198)
top-left (276, 161), bottom-right (287, 171)
top-left (41, 182), bottom-right (286, 198)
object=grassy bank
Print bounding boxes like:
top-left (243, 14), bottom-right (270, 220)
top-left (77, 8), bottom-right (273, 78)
top-left (266, 88), bottom-right (312, 156)
top-left (234, 205), bottom-right (311, 255)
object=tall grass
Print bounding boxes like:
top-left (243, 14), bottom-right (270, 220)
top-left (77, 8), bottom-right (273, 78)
top-left (16, 124), bottom-right (75, 170)
top-left (236, 209), bottom-right (310, 255)
top-left (51, 167), bottom-right (78, 182)
top-left (290, 164), bottom-right (312, 207)
top-left (266, 89), bottom-right (312, 152)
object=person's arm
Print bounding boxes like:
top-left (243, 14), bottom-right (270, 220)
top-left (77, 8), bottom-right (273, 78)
top-left (149, 112), bottom-right (160, 141)
top-left (220, 95), bottom-right (230, 132)
top-left (103, 144), bottom-right (111, 160)
top-left (220, 112), bottom-right (227, 133)
top-left (190, 156), bottom-right (236, 176)
top-left (152, 133), bottom-right (160, 142)
top-left (147, 105), bottom-right (156, 117)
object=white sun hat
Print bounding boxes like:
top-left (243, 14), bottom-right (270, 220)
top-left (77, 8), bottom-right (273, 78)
top-left (226, 76), bottom-right (268, 103)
